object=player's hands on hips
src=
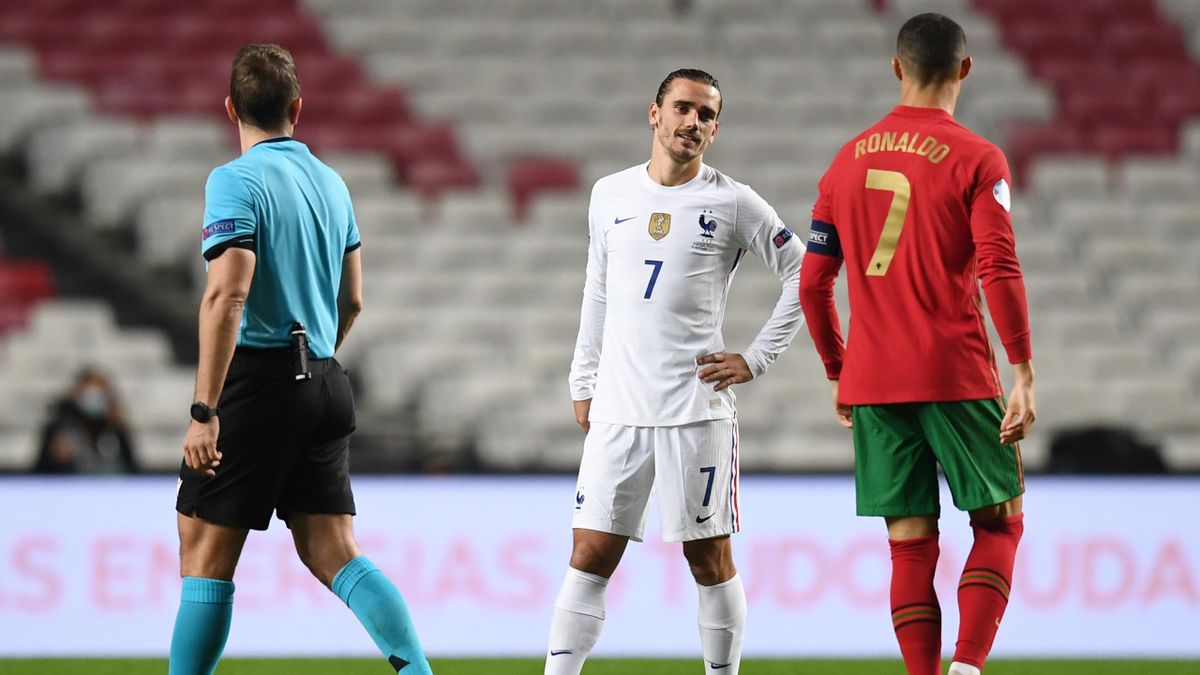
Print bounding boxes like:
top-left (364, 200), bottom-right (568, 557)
top-left (183, 418), bottom-right (222, 477)
top-left (573, 399), bottom-right (592, 432)
top-left (697, 352), bottom-right (753, 392)
top-left (1000, 361), bottom-right (1036, 445)
top-left (831, 380), bottom-right (852, 428)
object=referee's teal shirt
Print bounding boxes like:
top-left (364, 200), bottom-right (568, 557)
top-left (200, 137), bottom-right (360, 359)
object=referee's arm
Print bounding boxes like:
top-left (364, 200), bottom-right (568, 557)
top-left (183, 248), bottom-right (255, 476)
top-left (335, 248), bottom-right (362, 352)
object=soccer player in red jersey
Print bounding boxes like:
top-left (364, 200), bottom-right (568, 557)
top-left (798, 14), bottom-right (1035, 675)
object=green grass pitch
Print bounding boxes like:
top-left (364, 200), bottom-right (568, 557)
top-left (3, 659), bottom-right (1197, 674)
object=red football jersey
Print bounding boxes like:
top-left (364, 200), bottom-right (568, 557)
top-left (800, 106), bottom-right (1031, 405)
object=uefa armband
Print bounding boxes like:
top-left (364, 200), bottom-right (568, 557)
top-left (806, 220), bottom-right (842, 258)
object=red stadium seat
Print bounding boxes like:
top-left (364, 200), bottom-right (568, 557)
top-left (199, 0), bottom-right (299, 13)
top-left (0, 0), bottom-right (484, 204)
top-left (507, 158), bottom-right (580, 220)
top-left (1127, 60), bottom-right (1200, 95)
top-left (1094, 123), bottom-right (1176, 159)
top-left (1006, 22), bottom-right (1097, 64)
top-left (292, 57), bottom-right (363, 95)
top-left (378, 122), bottom-right (463, 177)
top-left (38, 51), bottom-right (137, 88)
top-left (1158, 89), bottom-right (1200, 127)
top-left (979, 0), bottom-right (1195, 169)
top-left (0, 303), bottom-right (29, 334)
top-left (1081, 0), bottom-right (1159, 23)
top-left (1064, 92), bottom-right (1146, 128)
top-left (1104, 23), bottom-right (1188, 61)
top-left (406, 159), bottom-right (480, 200)
top-left (1031, 59), bottom-right (1115, 92)
top-left (0, 260), bottom-right (55, 306)
top-left (1004, 122), bottom-right (1088, 185)
top-left (302, 87), bottom-right (411, 129)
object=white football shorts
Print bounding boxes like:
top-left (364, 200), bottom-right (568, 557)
top-left (571, 418), bottom-right (741, 543)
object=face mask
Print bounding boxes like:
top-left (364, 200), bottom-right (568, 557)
top-left (78, 387), bottom-right (109, 419)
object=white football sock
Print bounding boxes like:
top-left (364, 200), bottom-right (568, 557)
top-left (696, 573), bottom-right (747, 674)
top-left (949, 662), bottom-right (982, 675)
top-left (544, 567), bottom-right (609, 675)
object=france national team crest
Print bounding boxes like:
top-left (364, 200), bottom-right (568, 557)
top-left (648, 212), bottom-right (671, 240)
top-left (692, 209), bottom-right (719, 252)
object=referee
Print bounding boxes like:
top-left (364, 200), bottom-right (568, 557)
top-left (169, 45), bottom-right (431, 675)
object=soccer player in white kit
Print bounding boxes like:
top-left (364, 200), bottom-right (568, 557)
top-left (545, 69), bottom-right (806, 675)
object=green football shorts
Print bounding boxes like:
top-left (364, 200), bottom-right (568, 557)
top-left (852, 399), bottom-right (1024, 517)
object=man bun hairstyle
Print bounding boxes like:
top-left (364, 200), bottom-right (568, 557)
top-left (656, 68), bottom-right (722, 116)
top-left (896, 13), bottom-right (967, 87)
top-left (230, 44), bottom-right (300, 131)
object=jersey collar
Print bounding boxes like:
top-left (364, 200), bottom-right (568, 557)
top-left (637, 161), bottom-right (711, 194)
top-left (252, 136), bottom-right (296, 147)
top-left (891, 105), bottom-right (955, 122)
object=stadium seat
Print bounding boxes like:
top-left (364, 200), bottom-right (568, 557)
top-left (1028, 155), bottom-right (1110, 198)
top-left (1094, 123), bottom-right (1176, 159)
top-left (405, 159), bottom-right (481, 200)
top-left (506, 158), bottom-right (580, 220)
top-left (1119, 159), bottom-right (1200, 200)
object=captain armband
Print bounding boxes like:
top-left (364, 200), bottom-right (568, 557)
top-left (806, 220), bottom-right (843, 258)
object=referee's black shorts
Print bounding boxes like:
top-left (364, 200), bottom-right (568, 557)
top-left (177, 347), bottom-right (357, 531)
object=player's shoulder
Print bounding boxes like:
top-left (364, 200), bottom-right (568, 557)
top-left (206, 156), bottom-right (256, 192)
top-left (703, 166), bottom-right (780, 227)
top-left (304, 148), bottom-right (354, 196)
top-left (715, 168), bottom-right (770, 210)
top-left (591, 163), bottom-right (646, 196)
top-left (934, 115), bottom-right (1007, 164)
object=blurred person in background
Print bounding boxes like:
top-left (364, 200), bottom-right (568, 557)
top-left (169, 44), bottom-right (431, 675)
top-left (799, 14), bottom-right (1035, 675)
top-left (548, 68), bottom-right (806, 675)
top-left (33, 367), bottom-right (138, 474)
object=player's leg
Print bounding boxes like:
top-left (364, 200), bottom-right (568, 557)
top-left (658, 419), bottom-right (745, 675)
top-left (923, 399), bottom-right (1025, 675)
top-left (281, 360), bottom-right (433, 674)
top-left (854, 404), bottom-right (943, 675)
top-left (169, 514), bottom-right (249, 675)
top-left (682, 535), bottom-right (744, 674)
top-left (171, 353), bottom-right (287, 675)
top-left (948, 496), bottom-right (1022, 675)
top-left (547, 423), bottom-right (653, 675)
top-left (289, 513), bottom-right (431, 673)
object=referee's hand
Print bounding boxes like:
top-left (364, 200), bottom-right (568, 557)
top-left (183, 419), bottom-right (222, 477)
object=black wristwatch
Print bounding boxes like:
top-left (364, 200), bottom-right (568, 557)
top-left (190, 401), bottom-right (219, 423)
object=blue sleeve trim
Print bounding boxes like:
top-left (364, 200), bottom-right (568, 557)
top-left (806, 220), bottom-right (842, 258)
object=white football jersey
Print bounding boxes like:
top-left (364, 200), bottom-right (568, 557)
top-left (569, 162), bottom-right (805, 427)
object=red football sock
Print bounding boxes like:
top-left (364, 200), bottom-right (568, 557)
top-left (954, 513), bottom-right (1024, 670)
top-left (889, 535), bottom-right (942, 675)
